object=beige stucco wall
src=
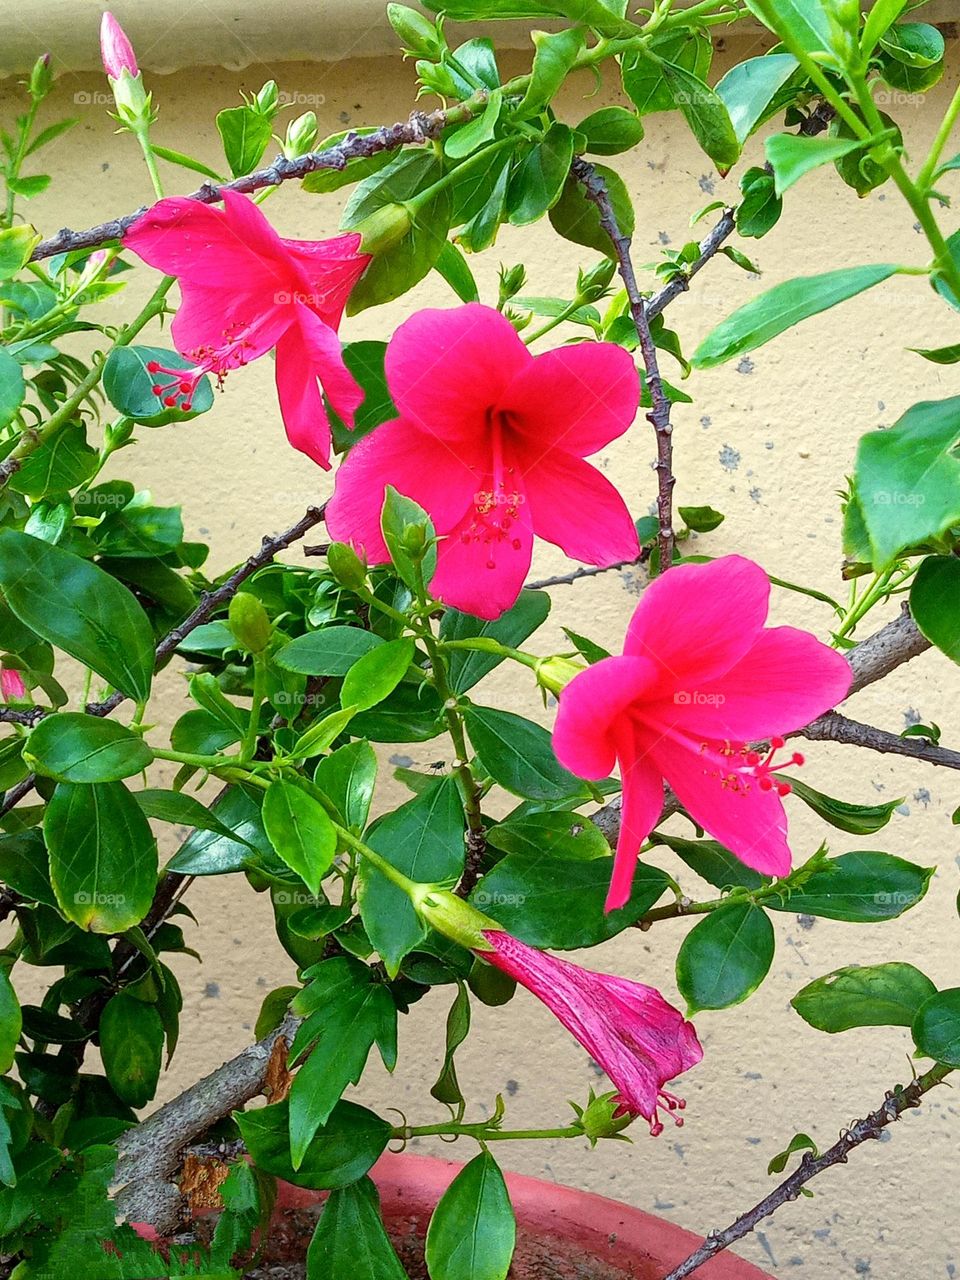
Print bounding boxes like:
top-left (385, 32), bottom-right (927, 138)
top-left (3, 9), bottom-right (960, 1278)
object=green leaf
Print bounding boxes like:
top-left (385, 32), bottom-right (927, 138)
top-left (431, 982), bottom-right (471, 1106)
top-left (765, 132), bottom-right (866, 195)
top-left (380, 485), bottom-right (437, 591)
top-left (425, 1152), bottom-right (516, 1280)
top-left (328, 341), bottom-right (396, 450)
top-left (769, 851), bottom-right (933, 922)
top-left (289, 957), bottom-right (397, 1166)
top-left (0, 225), bottom-right (40, 281)
top-left (313, 740), bottom-right (377, 831)
top-left (102, 345), bottom-right (213, 425)
top-left (0, 531), bottom-right (154, 701)
top-left (341, 638), bottom-right (414, 712)
top-left (99, 993), bottom-right (164, 1107)
top-left (851, 396), bottom-right (960, 569)
top-left (441, 590), bottom-right (550, 693)
top-left (420, 0), bottom-right (636, 36)
top-left (435, 241), bottom-right (480, 302)
top-left (577, 106), bottom-right (644, 155)
top-left (861, 0), bottom-right (910, 55)
top-left (661, 61), bottom-right (740, 169)
top-left (517, 27), bottom-right (585, 118)
top-left (0, 349), bottom-right (26, 431)
top-left (910, 555), bottom-right (960, 663)
top-left (487, 809), bottom-right (610, 861)
top-left (358, 777), bottom-right (464, 975)
top-left (784, 776), bottom-right (901, 835)
top-left (650, 832), bottom-right (765, 890)
top-left (792, 962), bottom-right (937, 1033)
top-left (715, 53), bottom-right (800, 144)
top-left (456, 153), bottom-right (512, 253)
top-left (878, 48), bottom-right (944, 93)
top-left (166, 784), bottom-right (273, 875)
top-left (445, 91), bottom-right (503, 161)
top-left (277, 626), bottom-right (384, 676)
top-left (464, 706), bottom-right (583, 802)
top-left (911, 342), bottom-right (960, 365)
top-left (743, 0), bottom-right (833, 56)
top-left (152, 144), bottom-right (226, 182)
top-left (307, 1177), bottom-right (409, 1280)
top-left (262, 781), bottom-right (337, 897)
top-left (507, 123), bottom-right (575, 225)
top-left (879, 22), bottom-right (944, 68)
top-left (351, 682), bottom-right (444, 743)
top-left (216, 105), bottom-right (274, 177)
top-left (736, 166), bottom-right (782, 239)
top-left (137, 786), bottom-right (257, 847)
top-left (678, 504), bottom-right (724, 533)
top-left (548, 165), bottom-right (634, 257)
top-left (691, 264), bottom-right (898, 368)
top-left (913, 988), bottom-right (960, 1066)
top-left (677, 902), bottom-right (775, 1013)
top-left (9, 422), bottom-right (98, 499)
top-left (621, 32), bottom-right (710, 115)
top-left (45, 781), bottom-right (157, 932)
top-left (303, 129), bottom-right (394, 194)
top-left (0, 970), bottom-right (21, 1075)
top-left (474, 851), bottom-right (669, 948)
top-left (767, 1132), bottom-right (818, 1176)
top-left (25, 713), bottom-right (153, 783)
top-left (237, 1099), bottom-right (391, 1190)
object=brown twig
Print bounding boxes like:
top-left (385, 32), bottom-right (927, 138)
top-left (798, 710), bottom-right (960, 769)
top-left (661, 1063), bottom-right (952, 1279)
top-left (573, 156), bottom-right (677, 568)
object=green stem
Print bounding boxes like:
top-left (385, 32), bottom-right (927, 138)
top-left (917, 79), bottom-right (960, 191)
top-left (3, 97), bottom-right (40, 229)
top-left (524, 295), bottom-right (591, 345)
top-left (132, 124), bottom-right (165, 201)
top-left (0, 274), bottom-right (175, 486)
top-left (396, 1122), bottom-right (583, 1141)
top-left (406, 137), bottom-right (515, 214)
top-left (421, 629), bottom-right (486, 844)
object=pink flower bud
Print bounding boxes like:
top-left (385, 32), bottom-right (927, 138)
top-left (1, 669), bottom-right (26, 702)
top-left (100, 12), bottom-right (139, 80)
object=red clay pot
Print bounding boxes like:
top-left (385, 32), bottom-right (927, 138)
top-left (273, 1151), bottom-right (775, 1280)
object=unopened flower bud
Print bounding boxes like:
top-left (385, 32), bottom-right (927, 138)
top-left (29, 54), bottom-right (53, 101)
top-left (228, 591), bottom-right (272, 654)
top-left (284, 111), bottom-right (318, 159)
top-left (571, 1089), bottom-right (635, 1145)
top-left (411, 887), bottom-right (499, 952)
top-left (353, 202), bottom-right (412, 256)
top-left (388, 5), bottom-right (444, 59)
top-left (577, 257), bottom-right (616, 302)
top-left (498, 263), bottom-right (526, 305)
top-left (327, 540), bottom-right (368, 590)
top-left (100, 12), bottom-right (138, 79)
top-left (416, 60), bottom-right (459, 99)
top-left (256, 80), bottom-right (280, 115)
top-left (535, 655), bottom-right (586, 698)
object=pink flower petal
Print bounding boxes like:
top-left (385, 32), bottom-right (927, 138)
top-left (431, 495), bottom-right (535, 620)
top-left (294, 303), bottom-right (364, 427)
top-left (326, 419), bottom-right (487, 563)
top-left (646, 626), bottom-right (852, 742)
top-left (280, 232), bottom-right (370, 327)
top-left (650, 731), bottom-right (793, 878)
top-left (274, 327), bottom-right (334, 468)
top-left (499, 342), bottom-right (639, 456)
top-left (553, 655), bottom-right (659, 780)
top-left (519, 445), bottom-right (639, 566)
top-left (606, 723), bottom-right (664, 912)
top-left (385, 304), bottom-right (531, 442)
top-left (625, 556), bottom-right (771, 687)
top-left (171, 282), bottom-right (292, 368)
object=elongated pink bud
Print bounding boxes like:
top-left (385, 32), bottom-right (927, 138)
top-left (100, 12), bottom-right (139, 79)
top-left (1, 669), bottom-right (26, 701)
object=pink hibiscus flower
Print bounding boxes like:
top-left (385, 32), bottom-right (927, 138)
top-left (325, 303), bottom-right (641, 619)
top-left (123, 190), bottom-right (370, 468)
top-left (553, 555), bottom-right (852, 911)
top-left (481, 930), bottom-right (702, 1134)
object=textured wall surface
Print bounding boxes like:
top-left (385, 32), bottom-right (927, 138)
top-left (3, 21), bottom-right (960, 1280)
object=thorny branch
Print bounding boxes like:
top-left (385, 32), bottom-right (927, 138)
top-left (573, 156), bottom-right (677, 569)
top-left (799, 710), bottom-right (960, 770)
top-left (661, 1063), bottom-right (952, 1279)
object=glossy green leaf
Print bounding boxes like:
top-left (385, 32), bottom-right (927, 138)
top-left (328, 341), bottom-right (396, 450)
top-left (736, 166), bottom-right (782, 239)
top-left (913, 988), bottom-right (960, 1066)
top-left (692, 264), bottom-right (898, 368)
top-left (8, 423), bottom-right (97, 499)
top-left (507, 123), bottom-right (574, 225)
top-left (26, 713), bottom-right (153, 783)
top-left (237, 1099), bottom-right (391, 1190)
top-left (661, 61), bottom-right (740, 169)
top-left (487, 809), bottom-right (610, 862)
top-left (434, 241), bottom-right (480, 302)
top-left (445, 91), bottom-right (503, 161)
top-left (769, 851), bottom-right (933, 922)
top-left (743, 0), bottom-right (833, 56)
top-left (431, 982), bottom-right (471, 1105)
top-left (341, 638), bottom-right (414, 712)
top-left (425, 1152), bottom-right (516, 1280)
top-left (911, 342), bottom-right (960, 365)
top-left (473, 852), bottom-right (670, 948)
top-left (577, 106), bottom-right (644, 155)
top-left (420, 0), bottom-right (636, 37)
top-left (216, 104), bottom-right (273, 177)
top-left (677, 902), bottom-right (775, 1013)
top-left (166, 785), bottom-right (273, 875)
top-left (99, 993), bottom-right (164, 1108)
top-left (517, 27), bottom-right (584, 118)
top-left (715, 53), bottom-right (799, 144)
top-left (277, 627), bottom-right (384, 676)
top-left (0, 531), bottom-right (154, 702)
top-left (910, 556), bottom-right (960, 663)
top-left (784, 777), bottom-right (902, 835)
top-left (792, 962), bottom-right (937, 1032)
top-left (313, 740), bottom-right (377, 831)
top-left (678, 504), bottom-right (725, 533)
top-left (262, 781), bottom-right (337, 897)
top-left (380, 485), bottom-right (437, 592)
top-left (0, 970), bottom-right (21, 1075)
top-left (851, 396), bottom-right (960, 569)
top-left (621, 32), bottom-right (710, 115)
top-left (879, 22), bottom-right (944, 68)
top-left (102, 345), bottom-right (213, 425)
top-left (464, 706), bottom-right (584, 801)
top-left (440, 590), bottom-right (550, 693)
top-left (136, 787), bottom-right (256, 848)
top-left (0, 349), bottom-right (25, 431)
top-left (766, 132), bottom-right (865, 195)
top-left (861, 0), bottom-right (910, 55)
top-left (302, 129), bottom-right (393, 194)
top-left (358, 777), bottom-right (464, 975)
top-left (45, 781), bottom-right (157, 933)
top-left (306, 1177), bottom-right (408, 1280)
top-left (651, 832), bottom-right (765, 890)
top-left (548, 165), bottom-right (634, 257)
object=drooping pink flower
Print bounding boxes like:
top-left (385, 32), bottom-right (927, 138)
top-left (0, 669), bottom-right (26, 702)
top-left (553, 556), bottom-right (852, 911)
top-left (480, 930), bottom-right (702, 1134)
top-left (123, 190), bottom-right (370, 468)
top-left (325, 304), bottom-right (640, 619)
top-left (100, 12), bottom-right (139, 79)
